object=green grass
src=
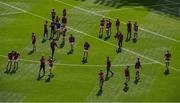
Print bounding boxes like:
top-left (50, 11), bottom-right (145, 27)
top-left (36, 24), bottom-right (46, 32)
top-left (0, 0), bottom-right (180, 102)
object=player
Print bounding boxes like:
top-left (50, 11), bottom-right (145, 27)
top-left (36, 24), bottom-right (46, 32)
top-left (5, 51), bottom-right (14, 73)
top-left (50, 20), bottom-right (56, 40)
top-left (48, 56), bottom-right (54, 78)
top-left (135, 58), bottom-right (142, 80)
top-left (51, 9), bottom-right (56, 20)
top-left (62, 16), bottom-right (67, 27)
top-left (126, 21), bottom-right (132, 41)
top-left (116, 32), bottom-right (123, 53)
top-left (50, 39), bottom-right (58, 59)
top-left (83, 42), bottom-right (90, 63)
top-left (32, 32), bottom-right (36, 51)
top-left (55, 16), bottom-right (60, 23)
top-left (13, 51), bottom-right (20, 71)
top-left (56, 21), bottom-right (61, 39)
top-left (164, 50), bottom-right (171, 73)
top-left (106, 56), bottom-right (114, 78)
top-left (124, 65), bottom-right (130, 87)
top-left (105, 20), bottom-right (110, 39)
top-left (108, 19), bottom-right (112, 36)
top-left (62, 9), bottom-right (67, 17)
top-left (99, 18), bottom-right (105, 38)
top-left (99, 70), bottom-right (104, 91)
top-left (43, 21), bottom-right (48, 40)
top-left (61, 26), bottom-right (67, 46)
top-left (39, 56), bottom-right (46, 78)
top-left (115, 18), bottom-right (120, 33)
top-left (69, 34), bottom-right (75, 53)
top-left (133, 22), bottom-right (138, 42)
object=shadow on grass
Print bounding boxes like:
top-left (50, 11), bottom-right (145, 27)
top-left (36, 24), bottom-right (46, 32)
top-left (96, 89), bottom-right (103, 97)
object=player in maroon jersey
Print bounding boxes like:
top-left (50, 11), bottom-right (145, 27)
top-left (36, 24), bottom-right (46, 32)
top-left (164, 50), bottom-right (171, 73)
top-left (5, 51), bottom-right (14, 73)
top-left (126, 21), bottom-right (132, 41)
top-left (108, 19), bottom-right (112, 36)
top-left (116, 32), bottom-right (123, 53)
top-left (43, 21), bottom-right (48, 40)
top-left (133, 22), bottom-right (138, 42)
top-left (51, 9), bottom-right (56, 20)
top-left (69, 34), bottom-right (75, 53)
top-left (50, 20), bottom-right (56, 40)
top-left (99, 18), bottom-right (105, 38)
top-left (105, 20), bottom-right (110, 40)
top-left (62, 16), bottom-right (67, 27)
top-left (13, 51), bottom-right (20, 72)
top-left (39, 56), bottom-right (46, 78)
top-left (55, 16), bottom-right (60, 23)
top-left (135, 58), bottom-right (142, 80)
top-left (48, 56), bottom-right (54, 78)
top-left (82, 42), bottom-right (90, 63)
top-left (106, 56), bottom-right (114, 78)
top-left (50, 39), bottom-right (58, 59)
top-left (115, 18), bottom-right (120, 33)
top-left (124, 65), bottom-right (130, 87)
top-left (32, 32), bottom-right (36, 51)
top-left (62, 9), bottom-right (67, 17)
top-left (99, 70), bottom-right (104, 91)
top-left (61, 26), bottom-right (67, 46)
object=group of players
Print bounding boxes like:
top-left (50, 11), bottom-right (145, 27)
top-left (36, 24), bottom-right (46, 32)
top-left (5, 8), bottom-right (172, 91)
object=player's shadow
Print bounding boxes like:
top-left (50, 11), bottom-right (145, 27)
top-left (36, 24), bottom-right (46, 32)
top-left (60, 43), bottom-right (65, 48)
top-left (132, 38), bottom-right (137, 43)
top-left (45, 77), bottom-right (51, 82)
top-left (134, 78), bottom-right (139, 85)
top-left (41, 39), bottom-right (46, 43)
top-left (96, 89), bottom-right (103, 97)
top-left (164, 69), bottom-right (170, 76)
top-left (67, 51), bottom-right (73, 55)
top-left (104, 37), bottom-right (110, 41)
top-left (28, 50), bottom-right (34, 55)
top-left (123, 86), bottom-right (129, 92)
top-left (37, 75), bottom-right (44, 81)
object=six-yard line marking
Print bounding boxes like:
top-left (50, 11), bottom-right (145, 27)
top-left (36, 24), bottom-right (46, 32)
top-left (0, 1), bottom-right (180, 72)
top-left (0, 55), bottom-right (157, 67)
top-left (95, 3), bottom-right (180, 13)
top-left (55, 0), bottom-right (180, 44)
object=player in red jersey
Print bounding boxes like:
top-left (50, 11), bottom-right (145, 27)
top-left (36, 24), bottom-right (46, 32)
top-left (39, 56), bottom-right (46, 78)
top-left (108, 19), bottom-right (112, 37)
top-left (13, 51), bottom-right (20, 72)
top-left (51, 9), bottom-right (56, 20)
top-left (126, 21), bottom-right (132, 41)
top-left (105, 20), bottom-right (110, 39)
top-left (115, 18), bottom-right (120, 33)
top-left (99, 18), bottom-right (105, 38)
top-left (50, 20), bottom-right (56, 40)
top-left (62, 16), bottom-right (67, 27)
top-left (99, 70), bottom-right (104, 91)
top-left (124, 65), bottom-right (130, 87)
top-left (164, 50), bottom-right (171, 73)
top-left (116, 32), bottom-right (123, 53)
top-left (55, 16), bottom-right (60, 23)
top-left (43, 21), bottom-right (48, 40)
top-left (61, 26), bottom-right (67, 46)
top-left (135, 58), bottom-right (142, 80)
top-left (82, 42), bottom-right (90, 63)
top-left (68, 34), bottom-right (75, 53)
top-left (133, 22), bottom-right (138, 42)
top-left (62, 9), bottom-right (67, 17)
top-left (5, 51), bottom-right (14, 73)
top-left (106, 56), bottom-right (114, 78)
top-left (50, 39), bottom-right (58, 59)
top-left (48, 56), bottom-right (54, 78)
top-left (32, 32), bottom-right (36, 51)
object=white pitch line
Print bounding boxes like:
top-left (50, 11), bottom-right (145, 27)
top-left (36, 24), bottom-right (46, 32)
top-left (95, 3), bottom-right (180, 13)
top-left (0, 11), bottom-right (24, 16)
top-left (0, 1), bottom-right (179, 72)
top-left (55, 0), bottom-right (180, 44)
top-left (0, 54), bottom-right (157, 67)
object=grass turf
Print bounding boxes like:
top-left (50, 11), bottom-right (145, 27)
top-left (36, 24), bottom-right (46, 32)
top-left (0, 0), bottom-right (180, 102)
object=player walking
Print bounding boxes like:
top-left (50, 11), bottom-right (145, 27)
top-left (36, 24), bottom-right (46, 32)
top-left (106, 56), bottom-right (114, 78)
top-left (5, 51), bottom-right (14, 73)
top-left (99, 70), bottom-right (104, 91)
top-left (50, 20), bottom-right (56, 40)
top-left (69, 34), bottom-right (75, 53)
top-left (62, 16), bottom-right (67, 27)
top-left (82, 42), bottom-right (90, 63)
top-left (133, 22), bottom-right (138, 42)
top-left (116, 32), bottom-right (123, 53)
top-left (116, 18), bottom-right (120, 33)
top-left (105, 20), bottom-right (110, 39)
top-left (48, 56), bottom-right (54, 78)
top-left (43, 21), bottom-right (48, 40)
top-left (61, 26), bottom-right (67, 46)
top-left (56, 21), bottom-right (61, 39)
top-left (51, 9), bottom-right (56, 20)
top-left (124, 65), bottom-right (130, 87)
top-left (13, 51), bottom-right (20, 71)
top-left (165, 50), bottom-right (171, 73)
top-left (50, 39), bottom-right (58, 59)
top-left (62, 9), bottom-right (67, 17)
top-left (135, 58), bottom-right (142, 80)
top-left (99, 18), bottom-right (105, 38)
top-left (126, 21), bottom-right (132, 41)
top-left (39, 56), bottom-right (46, 78)
top-left (32, 32), bottom-right (36, 51)
top-left (108, 19), bottom-right (112, 36)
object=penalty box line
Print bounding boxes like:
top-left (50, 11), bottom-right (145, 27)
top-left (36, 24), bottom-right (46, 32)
top-left (0, 54), bottom-right (158, 67)
top-left (0, 1), bottom-right (180, 72)
top-left (55, 0), bottom-right (180, 44)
